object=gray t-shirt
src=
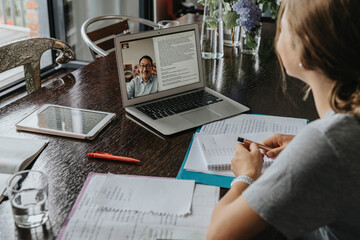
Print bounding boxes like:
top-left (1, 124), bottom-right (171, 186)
top-left (243, 111), bottom-right (360, 240)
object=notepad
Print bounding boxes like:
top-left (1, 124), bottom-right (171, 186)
top-left (197, 133), bottom-right (275, 171)
top-left (177, 114), bottom-right (309, 188)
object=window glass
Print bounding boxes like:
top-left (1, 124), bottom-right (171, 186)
top-left (0, 0), bottom-right (51, 91)
top-left (64, 0), bottom-right (140, 61)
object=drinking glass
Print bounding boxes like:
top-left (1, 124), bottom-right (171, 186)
top-left (7, 170), bottom-right (49, 228)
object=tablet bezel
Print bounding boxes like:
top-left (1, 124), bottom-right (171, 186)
top-left (15, 104), bottom-right (116, 140)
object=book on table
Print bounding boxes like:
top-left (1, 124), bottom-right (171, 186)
top-left (0, 136), bottom-right (48, 201)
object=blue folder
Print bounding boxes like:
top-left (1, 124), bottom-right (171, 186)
top-left (176, 115), bottom-right (309, 188)
top-left (176, 128), bottom-right (234, 188)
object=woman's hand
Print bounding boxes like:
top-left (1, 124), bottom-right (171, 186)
top-left (231, 143), bottom-right (263, 180)
top-left (261, 133), bottom-right (295, 159)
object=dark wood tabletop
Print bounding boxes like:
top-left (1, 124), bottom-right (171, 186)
top-left (0, 14), bottom-right (318, 240)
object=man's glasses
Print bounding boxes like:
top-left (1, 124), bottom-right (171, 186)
top-left (139, 64), bottom-right (152, 69)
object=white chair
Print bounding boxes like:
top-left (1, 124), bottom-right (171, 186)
top-left (81, 15), bottom-right (159, 60)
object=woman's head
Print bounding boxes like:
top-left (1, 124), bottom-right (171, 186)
top-left (275, 0), bottom-right (360, 119)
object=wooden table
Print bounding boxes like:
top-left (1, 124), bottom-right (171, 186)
top-left (0, 14), bottom-right (317, 240)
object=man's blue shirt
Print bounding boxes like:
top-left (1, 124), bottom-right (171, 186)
top-left (126, 75), bottom-right (158, 99)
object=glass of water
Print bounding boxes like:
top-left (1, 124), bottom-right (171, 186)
top-left (7, 170), bottom-right (49, 228)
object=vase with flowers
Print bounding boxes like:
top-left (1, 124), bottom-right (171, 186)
top-left (199, 0), bottom-right (281, 54)
top-left (233, 0), bottom-right (262, 55)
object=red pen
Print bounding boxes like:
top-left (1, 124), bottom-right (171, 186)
top-left (237, 137), bottom-right (273, 151)
top-left (87, 152), bottom-right (141, 164)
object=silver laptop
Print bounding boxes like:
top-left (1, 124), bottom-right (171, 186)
top-left (114, 24), bottom-right (249, 135)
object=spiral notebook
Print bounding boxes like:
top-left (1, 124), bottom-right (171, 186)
top-left (197, 133), bottom-right (274, 171)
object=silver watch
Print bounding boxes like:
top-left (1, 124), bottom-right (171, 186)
top-left (231, 175), bottom-right (254, 187)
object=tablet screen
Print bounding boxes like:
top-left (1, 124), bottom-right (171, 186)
top-left (16, 105), bottom-right (116, 139)
top-left (37, 106), bottom-right (108, 134)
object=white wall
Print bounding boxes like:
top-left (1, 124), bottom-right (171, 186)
top-left (70, 0), bottom-right (140, 61)
top-left (122, 38), bottom-right (156, 68)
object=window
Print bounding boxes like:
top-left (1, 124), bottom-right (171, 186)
top-left (0, 0), bottom-right (53, 93)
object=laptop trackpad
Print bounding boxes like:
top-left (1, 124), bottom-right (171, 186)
top-left (181, 108), bottom-right (221, 125)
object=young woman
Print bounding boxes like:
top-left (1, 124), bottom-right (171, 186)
top-left (207, 0), bottom-right (360, 239)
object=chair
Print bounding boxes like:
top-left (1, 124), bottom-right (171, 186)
top-left (0, 37), bottom-right (74, 94)
top-left (81, 15), bottom-right (159, 60)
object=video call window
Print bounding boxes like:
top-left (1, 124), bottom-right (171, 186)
top-left (120, 30), bottom-right (200, 100)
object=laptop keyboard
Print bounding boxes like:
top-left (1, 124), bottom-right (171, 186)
top-left (136, 90), bottom-right (223, 120)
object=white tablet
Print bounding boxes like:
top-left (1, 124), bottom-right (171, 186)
top-left (16, 104), bottom-right (116, 140)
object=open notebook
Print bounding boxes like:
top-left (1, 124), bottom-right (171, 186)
top-left (177, 114), bottom-right (309, 188)
top-left (197, 133), bottom-right (275, 171)
top-left (0, 136), bottom-right (48, 201)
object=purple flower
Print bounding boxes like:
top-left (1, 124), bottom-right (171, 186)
top-left (232, 0), bottom-right (262, 32)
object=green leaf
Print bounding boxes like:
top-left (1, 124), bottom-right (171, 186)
top-left (206, 18), bottom-right (219, 30)
top-left (197, 0), bottom-right (205, 6)
top-left (212, 9), bottom-right (220, 18)
top-left (223, 11), bottom-right (240, 29)
top-left (245, 30), bottom-right (258, 49)
top-left (262, 2), bottom-right (269, 13)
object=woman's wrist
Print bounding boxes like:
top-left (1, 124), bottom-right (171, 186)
top-left (231, 175), bottom-right (254, 187)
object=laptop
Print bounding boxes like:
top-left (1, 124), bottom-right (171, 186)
top-left (114, 24), bottom-right (249, 135)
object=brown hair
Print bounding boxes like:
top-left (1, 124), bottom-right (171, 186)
top-left (275, 0), bottom-right (360, 120)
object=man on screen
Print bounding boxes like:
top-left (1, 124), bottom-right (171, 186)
top-left (127, 56), bottom-right (158, 99)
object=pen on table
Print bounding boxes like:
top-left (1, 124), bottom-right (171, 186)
top-left (237, 137), bottom-right (273, 151)
top-left (87, 152), bottom-right (141, 164)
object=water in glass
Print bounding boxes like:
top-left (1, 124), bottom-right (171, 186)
top-left (11, 189), bottom-right (49, 228)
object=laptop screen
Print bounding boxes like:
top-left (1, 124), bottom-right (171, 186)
top-left (119, 29), bottom-right (200, 100)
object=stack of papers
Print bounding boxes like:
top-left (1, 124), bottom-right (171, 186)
top-left (177, 114), bottom-right (308, 187)
top-left (95, 174), bottom-right (195, 215)
top-left (57, 173), bottom-right (220, 240)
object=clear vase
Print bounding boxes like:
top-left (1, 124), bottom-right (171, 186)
top-left (223, 25), bottom-right (240, 47)
top-left (200, 0), bottom-right (224, 59)
top-left (240, 23), bottom-right (262, 55)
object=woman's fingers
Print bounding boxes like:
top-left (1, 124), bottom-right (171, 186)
top-left (231, 143), bottom-right (263, 180)
top-left (261, 134), bottom-right (295, 159)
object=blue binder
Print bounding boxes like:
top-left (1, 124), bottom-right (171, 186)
top-left (176, 128), bottom-right (234, 188)
top-left (176, 114), bottom-right (309, 188)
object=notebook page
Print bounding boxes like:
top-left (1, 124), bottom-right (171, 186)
top-left (199, 114), bottom-right (308, 135)
top-left (184, 115), bottom-right (308, 176)
top-left (197, 133), bottom-right (274, 170)
top-left (58, 174), bottom-right (219, 240)
top-left (95, 174), bottom-right (194, 215)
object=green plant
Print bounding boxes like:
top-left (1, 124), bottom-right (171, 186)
top-left (254, 0), bottom-right (281, 19)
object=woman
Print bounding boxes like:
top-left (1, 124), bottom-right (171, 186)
top-left (207, 0), bottom-right (360, 239)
